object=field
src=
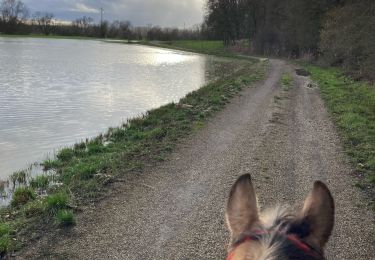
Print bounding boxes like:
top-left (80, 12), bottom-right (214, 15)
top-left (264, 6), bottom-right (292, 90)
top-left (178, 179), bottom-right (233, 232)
top-left (155, 40), bottom-right (225, 54)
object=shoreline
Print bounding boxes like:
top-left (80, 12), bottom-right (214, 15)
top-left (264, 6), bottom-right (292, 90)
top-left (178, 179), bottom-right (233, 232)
top-left (0, 42), bottom-right (267, 256)
top-left (1, 39), bottom-right (373, 257)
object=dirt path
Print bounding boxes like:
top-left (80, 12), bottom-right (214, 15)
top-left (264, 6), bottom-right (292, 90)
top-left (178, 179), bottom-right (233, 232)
top-left (20, 60), bottom-right (374, 259)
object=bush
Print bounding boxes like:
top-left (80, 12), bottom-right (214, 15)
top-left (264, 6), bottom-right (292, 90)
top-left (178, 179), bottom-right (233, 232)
top-left (11, 187), bottom-right (36, 207)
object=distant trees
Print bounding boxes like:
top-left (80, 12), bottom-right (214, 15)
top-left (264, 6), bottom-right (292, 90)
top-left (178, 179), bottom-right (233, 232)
top-left (205, 0), bottom-right (239, 45)
top-left (32, 12), bottom-right (54, 35)
top-left (205, 0), bottom-right (338, 56)
top-left (320, 0), bottom-right (375, 80)
top-left (108, 20), bottom-right (132, 39)
top-left (72, 16), bottom-right (94, 35)
top-left (0, 0), bottom-right (28, 33)
top-left (205, 0), bottom-right (375, 80)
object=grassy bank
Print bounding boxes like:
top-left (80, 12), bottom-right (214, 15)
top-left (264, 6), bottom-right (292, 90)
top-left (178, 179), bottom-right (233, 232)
top-left (140, 40), bottom-right (255, 60)
top-left (0, 51), bottom-right (267, 255)
top-left (148, 40), bottom-right (225, 54)
top-left (305, 65), bottom-right (375, 191)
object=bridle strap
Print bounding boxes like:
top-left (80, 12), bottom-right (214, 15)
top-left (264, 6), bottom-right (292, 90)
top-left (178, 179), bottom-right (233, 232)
top-left (227, 230), bottom-right (319, 260)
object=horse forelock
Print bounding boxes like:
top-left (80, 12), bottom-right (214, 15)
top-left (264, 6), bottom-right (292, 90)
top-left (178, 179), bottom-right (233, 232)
top-left (231, 206), bottom-right (320, 259)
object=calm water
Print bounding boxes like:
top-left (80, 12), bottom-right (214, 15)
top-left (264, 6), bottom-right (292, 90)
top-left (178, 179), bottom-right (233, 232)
top-left (0, 38), bottom-right (222, 180)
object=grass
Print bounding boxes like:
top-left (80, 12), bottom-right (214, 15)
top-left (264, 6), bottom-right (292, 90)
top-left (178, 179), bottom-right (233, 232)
top-left (0, 223), bottom-right (12, 253)
top-left (45, 192), bottom-right (70, 214)
top-left (9, 171), bottom-right (26, 187)
top-left (56, 210), bottom-right (75, 227)
top-left (139, 40), bottom-right (258, 62)
top-left (305, 65), bottom-right (375, 188)
top-left (0, 49), bottom-right (267, 255)
top-left (156, 40), bottom-right (225, 54)
top-left (30, 175), bottom-right (49, 189)
top-left (11, 187), bottom-right (36, 207)
top-left (281, 73), bottom-right (293, 90)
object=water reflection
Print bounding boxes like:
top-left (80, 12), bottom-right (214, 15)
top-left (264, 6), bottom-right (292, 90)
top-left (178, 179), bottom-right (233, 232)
top-left (0, 38), bottom-right (229, 204)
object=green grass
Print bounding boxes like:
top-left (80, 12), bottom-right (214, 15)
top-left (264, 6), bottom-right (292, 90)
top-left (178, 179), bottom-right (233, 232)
top-left (56, 210), bottom-right (75, 227)
top-left (158, 40), bottom-right (225, 53)
top-left (0, 223), bottom-right (12, 253)
top-left (29, 175), bottom-right (49, 189)
top-left (305, 65), bottom-right (375, 187)
top-left (281, 73), bottom-right (293, 90)
top-left (11, 187), bottom-right (36, 207)
top-left (140, 40), bottom-right (258, 62)
top-left (0, 54), bottom-right (267, 255)
top-left (45, 192), bottom-right (69, 214)
top-left (57, 148), bottom-right (75, 162)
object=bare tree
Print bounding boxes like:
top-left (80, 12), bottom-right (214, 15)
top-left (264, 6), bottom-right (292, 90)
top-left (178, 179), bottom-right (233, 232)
top-left (72, 16), bottom-right (93, 35)
top-left (0, 0), bottom-right (28, 33)
top-left (32, 12), bottom-right (54, 35)
top-left (119, 20), bottom-right (132, 39)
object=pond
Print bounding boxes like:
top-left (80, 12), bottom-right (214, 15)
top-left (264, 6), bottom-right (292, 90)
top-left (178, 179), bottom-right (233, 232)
top-left (0, 38), bottom-right (226, 194)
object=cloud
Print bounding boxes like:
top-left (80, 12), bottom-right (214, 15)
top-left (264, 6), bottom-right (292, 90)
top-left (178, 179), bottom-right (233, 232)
top-left (22, 0), bottom-right (205, 27)
top-left (69, 3), bottom-right (99, 14)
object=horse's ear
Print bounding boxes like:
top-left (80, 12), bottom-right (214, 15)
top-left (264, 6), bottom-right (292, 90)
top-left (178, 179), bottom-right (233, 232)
top-left (299, 181), bottom-right (334, 249)
top-left (226, 174), bottom-right (259, 239)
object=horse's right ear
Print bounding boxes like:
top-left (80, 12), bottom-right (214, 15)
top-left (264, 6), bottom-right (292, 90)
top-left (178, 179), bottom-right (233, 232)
top-left (299, 181), bottom-right (334, 250)
top-left (226, 174), bottom-right (259, 239)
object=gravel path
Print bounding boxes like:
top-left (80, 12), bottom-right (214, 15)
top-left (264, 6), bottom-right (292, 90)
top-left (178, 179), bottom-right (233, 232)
top-left (20, 60), bottom-right (374, 259)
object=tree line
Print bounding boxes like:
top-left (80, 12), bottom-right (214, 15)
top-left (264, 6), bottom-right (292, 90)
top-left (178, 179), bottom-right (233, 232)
top-left (204, 0), bottom-right (375, 80)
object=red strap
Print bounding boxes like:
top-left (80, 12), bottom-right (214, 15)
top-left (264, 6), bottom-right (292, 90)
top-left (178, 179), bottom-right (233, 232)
top-left (286, 234), bottom-right (311, 252)
top-left (227, 231), bottom-right (318, 259)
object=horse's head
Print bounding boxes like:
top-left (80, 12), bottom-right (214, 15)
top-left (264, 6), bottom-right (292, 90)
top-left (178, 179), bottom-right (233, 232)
top-left (226, 174), bottom-right (334, 260)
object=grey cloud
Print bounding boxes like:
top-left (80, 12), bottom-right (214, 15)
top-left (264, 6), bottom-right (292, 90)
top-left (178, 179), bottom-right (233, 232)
top-left (22, 0), bottom-right (205, 27)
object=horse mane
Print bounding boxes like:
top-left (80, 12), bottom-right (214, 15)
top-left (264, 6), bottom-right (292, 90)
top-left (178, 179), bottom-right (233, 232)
top-left (232, 206), bottom-right (324, 260)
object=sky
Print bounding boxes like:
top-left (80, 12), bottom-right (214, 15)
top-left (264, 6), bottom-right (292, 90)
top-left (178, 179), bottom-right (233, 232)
top-left (22, 0), bottom-right (206, 28)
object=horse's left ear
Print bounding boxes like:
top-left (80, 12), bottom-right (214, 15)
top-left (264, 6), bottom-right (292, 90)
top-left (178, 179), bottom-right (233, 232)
top-left (226, 174), bottom-right (259, 239)
top-left (299, 181), bottom-right (335, 249)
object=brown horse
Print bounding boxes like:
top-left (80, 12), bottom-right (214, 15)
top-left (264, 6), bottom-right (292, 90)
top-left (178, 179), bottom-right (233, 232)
top-left (226, 174), bottom-right (334, 260)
